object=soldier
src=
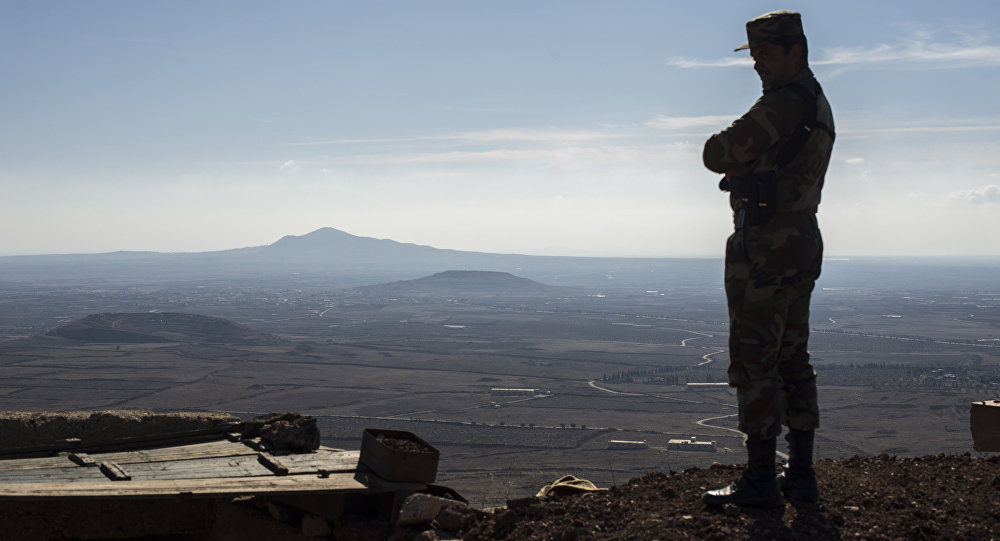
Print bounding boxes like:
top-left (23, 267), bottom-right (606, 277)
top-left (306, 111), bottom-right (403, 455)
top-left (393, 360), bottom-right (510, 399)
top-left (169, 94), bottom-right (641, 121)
top-left (701, 11), bottom-right (835, 507)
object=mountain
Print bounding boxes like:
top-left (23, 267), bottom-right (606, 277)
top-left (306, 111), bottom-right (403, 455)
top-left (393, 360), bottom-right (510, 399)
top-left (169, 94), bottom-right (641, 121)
top-left (11, 226), bottom-right (993, 293)
top-left (354, 270), bottom-right (566, 298)
top-left (0, 228), bottom-right (724, 290)
top-left (47, 313), bottom-right (282, 345)
top-left (263, 227), bottom-right (455, 259)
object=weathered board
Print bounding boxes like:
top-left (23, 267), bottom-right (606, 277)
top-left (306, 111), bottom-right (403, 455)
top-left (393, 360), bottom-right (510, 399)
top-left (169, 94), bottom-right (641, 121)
top-left (79, 439), bottom-right (259, 465)
top-left (0, 472), bottom-right (422, 499)
top-left (123, 454), bottom-right (274, 481)
top-left (0, 464), bottom-right (111, 484)
top-left (0, 455), bottom-right (80, 472)
top-left (0, 435), bottom-right (395, 501)
top-left (264, 449), bottom-right (360, 474)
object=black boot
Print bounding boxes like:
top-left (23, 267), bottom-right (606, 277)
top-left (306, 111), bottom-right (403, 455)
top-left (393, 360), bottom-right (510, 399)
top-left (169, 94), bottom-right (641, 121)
top-left (702, 436), bottom-right (783, 507)
top-left (778, 429), bottom-right (818, 502)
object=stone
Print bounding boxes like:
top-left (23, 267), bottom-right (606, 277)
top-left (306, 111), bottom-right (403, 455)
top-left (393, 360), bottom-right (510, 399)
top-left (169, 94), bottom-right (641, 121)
top-left (435, 505), bottom-right (473, 532)
top-left (243, 412), bottom-right (320, 452)
top-left (300, 513), bottom-right (332, 537)
top-left (267, 502), bottom-right (291, 522)
top-left (396, 493), bottom-right (468, 527)
top-left (414, 530), bottom-right (439, 541)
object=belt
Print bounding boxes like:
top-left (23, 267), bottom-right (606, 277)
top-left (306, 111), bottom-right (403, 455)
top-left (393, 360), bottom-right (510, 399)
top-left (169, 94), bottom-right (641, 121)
top-left (734, 207), bottom-right (817, 230)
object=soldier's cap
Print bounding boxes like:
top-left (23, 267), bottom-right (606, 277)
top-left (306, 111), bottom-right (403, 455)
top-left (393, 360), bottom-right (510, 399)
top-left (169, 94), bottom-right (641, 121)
top-left (734, 10), bottom-right (803, 52)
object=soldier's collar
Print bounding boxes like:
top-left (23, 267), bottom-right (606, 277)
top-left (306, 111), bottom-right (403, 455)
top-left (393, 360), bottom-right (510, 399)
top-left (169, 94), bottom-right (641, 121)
top-left (764, 67), bottom-right (814, 94)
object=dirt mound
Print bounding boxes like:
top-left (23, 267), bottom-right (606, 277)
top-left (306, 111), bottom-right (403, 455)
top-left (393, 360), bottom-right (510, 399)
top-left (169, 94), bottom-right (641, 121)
top-left (46, 312), bottom-right (281, 345)
top-left (0, 410), bottom-right (240, 452)
top-left (456, 453), bottom-right (1000, 541)
top-left (356, 270), bottom-right (560, 298)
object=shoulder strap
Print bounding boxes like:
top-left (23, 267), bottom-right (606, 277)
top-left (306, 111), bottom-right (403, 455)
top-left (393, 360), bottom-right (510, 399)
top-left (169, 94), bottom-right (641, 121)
top-left (774, 78), bottom-right (835, 168)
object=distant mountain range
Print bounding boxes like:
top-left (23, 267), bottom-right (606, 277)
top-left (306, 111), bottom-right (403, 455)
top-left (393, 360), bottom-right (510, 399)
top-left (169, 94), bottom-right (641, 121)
top-left (1, 227), bottom-right (997, 292)
top-left (0, 227), bottom-right (723, 290)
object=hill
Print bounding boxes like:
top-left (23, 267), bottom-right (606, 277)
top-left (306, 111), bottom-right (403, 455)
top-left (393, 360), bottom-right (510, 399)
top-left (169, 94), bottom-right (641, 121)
top-left (354, 270), bottom-right (565, 298)
top-left (0, 227), bottom-right (723, 289)
top-left (46, 312), bottom-right (281, 345)
top-left (455, 453), bottom-right (999, 540)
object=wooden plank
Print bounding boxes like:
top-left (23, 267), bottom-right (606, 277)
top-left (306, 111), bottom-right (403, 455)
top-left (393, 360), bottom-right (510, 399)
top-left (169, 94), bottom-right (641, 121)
top-left (0, 440), bottom-right (253, 472)
top-left (0, 472), bottom-right (425, 499)
top-left (0, 455), bottom-right (79, 472)
top-left (257, 453), bottom-right (289, 476)
top-left (99, 462), bottom-right (131, 481)
top-left (117, 451), bottom-right (357, 481)
top-left (121, 455), bottom-right (273, 481)
top-left (269, 450), bottom-right (359, 475)
top-left (68, 453), bottom-right (97, 467)
top-left (0, 465), bottom-right (111, 484)
top-left (0, 449), bottom-right (359, 484)
top-left (87, 440), bottom-right (256, 465)
top-left (241, 438), bottom-right (270, 452)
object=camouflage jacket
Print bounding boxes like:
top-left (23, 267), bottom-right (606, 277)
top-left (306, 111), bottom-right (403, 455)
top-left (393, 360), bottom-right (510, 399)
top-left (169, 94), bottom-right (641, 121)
top-left (703, 67), bottom-right (835, 216)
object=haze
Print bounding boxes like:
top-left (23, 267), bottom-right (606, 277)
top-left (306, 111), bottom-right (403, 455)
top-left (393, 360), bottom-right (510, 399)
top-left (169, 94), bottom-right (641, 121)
top-left (3, 1), bottom-right (1000, 257)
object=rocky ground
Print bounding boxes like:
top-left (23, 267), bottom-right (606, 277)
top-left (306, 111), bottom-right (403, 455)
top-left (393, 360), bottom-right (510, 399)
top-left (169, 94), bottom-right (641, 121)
top-left (0, 410), bottom-right (240, 451)
top-left (442, 453), bottom-right (1000, 541)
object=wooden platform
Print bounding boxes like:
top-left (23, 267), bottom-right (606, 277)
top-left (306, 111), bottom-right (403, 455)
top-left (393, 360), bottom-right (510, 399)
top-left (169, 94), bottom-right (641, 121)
top-left (0, 437), bottom-right (420, 500)
top-left (0, 413), bottom-right (447, 539)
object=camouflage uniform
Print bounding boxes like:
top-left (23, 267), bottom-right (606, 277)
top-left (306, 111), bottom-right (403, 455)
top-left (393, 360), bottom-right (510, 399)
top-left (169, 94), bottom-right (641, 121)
top-left (703, 64), bottom-right (835, 440)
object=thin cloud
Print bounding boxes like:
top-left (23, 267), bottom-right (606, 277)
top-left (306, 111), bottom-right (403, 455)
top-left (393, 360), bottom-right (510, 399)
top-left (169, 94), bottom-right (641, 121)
top-left (817, 41), bottom-right (1000, 68)
top-left (302, 138), bottom-right (696, 174)
top-left (323, 144), bottom-right (668, 167)
top-left (646, 114), bottom-right (736, 132)
top-left (290, 128), bottom-right (627, 147)
top-left (950, 185), bottom-right (1000, 205)
top-left (668, 31), bottom-right (1000, 70)
top-left (838, 121), bottom-right (1000, 137)
top-left (664, 57), bottom-right (751, 69)
top-left (445, 128), bottom-right (624, 143)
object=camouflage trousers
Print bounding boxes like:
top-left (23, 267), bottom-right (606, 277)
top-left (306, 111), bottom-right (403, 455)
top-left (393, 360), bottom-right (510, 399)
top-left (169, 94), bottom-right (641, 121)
top-left (724, 213), bottom-right (822, 439)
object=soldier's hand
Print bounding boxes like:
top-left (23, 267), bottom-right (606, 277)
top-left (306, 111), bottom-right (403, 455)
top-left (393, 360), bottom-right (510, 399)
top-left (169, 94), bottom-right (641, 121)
top-left (724, 164), bottom-right (754, 178)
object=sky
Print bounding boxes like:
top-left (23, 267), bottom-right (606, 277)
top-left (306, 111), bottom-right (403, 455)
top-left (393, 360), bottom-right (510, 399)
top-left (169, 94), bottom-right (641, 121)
top-left (2, 1), bottom-right (1000, 258)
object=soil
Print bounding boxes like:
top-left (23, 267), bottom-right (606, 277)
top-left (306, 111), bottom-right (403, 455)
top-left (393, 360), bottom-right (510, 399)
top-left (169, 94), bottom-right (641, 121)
top-left (451, 453), bottom-right (1000, 541)
top-left (376, 433), bottom-right (434, 454)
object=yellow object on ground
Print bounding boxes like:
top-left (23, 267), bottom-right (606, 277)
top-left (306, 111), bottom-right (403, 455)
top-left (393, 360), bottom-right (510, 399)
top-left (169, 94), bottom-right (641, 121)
top-left (536, 475), bottom-right (608, 498)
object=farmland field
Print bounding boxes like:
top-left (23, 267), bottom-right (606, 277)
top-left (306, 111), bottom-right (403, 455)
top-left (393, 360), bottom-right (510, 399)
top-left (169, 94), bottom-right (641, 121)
top-left (1, 275), bottom-right (997, 507)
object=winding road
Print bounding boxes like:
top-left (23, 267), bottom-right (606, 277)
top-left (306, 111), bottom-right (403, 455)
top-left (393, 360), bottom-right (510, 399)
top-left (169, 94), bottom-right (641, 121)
top-left (587, 325), bottom-right (789, 459)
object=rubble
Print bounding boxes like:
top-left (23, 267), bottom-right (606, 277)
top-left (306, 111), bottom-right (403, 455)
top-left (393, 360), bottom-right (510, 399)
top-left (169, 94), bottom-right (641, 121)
top-left (241, 412), bottom-right (320, 452)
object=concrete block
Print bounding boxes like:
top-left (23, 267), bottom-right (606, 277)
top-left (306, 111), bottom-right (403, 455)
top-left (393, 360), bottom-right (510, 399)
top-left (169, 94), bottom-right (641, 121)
top-left (971, 400), bottom-right (1000, 452)
top-left (396, 493), bottom-right (467, 527)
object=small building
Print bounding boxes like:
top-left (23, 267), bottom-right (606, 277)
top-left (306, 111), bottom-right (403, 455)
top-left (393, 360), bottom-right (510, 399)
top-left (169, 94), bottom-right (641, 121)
top-left (489, 388), bottom-right (549, 397)
top-left (606, 440), bottom-right (648, 450)
top-left (667, 436), bottom-right (717, 452)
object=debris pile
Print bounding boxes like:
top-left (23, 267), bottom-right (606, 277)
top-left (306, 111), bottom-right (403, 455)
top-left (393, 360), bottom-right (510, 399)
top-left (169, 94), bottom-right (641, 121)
top-left (241, 412), bottom-right (320, 452)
